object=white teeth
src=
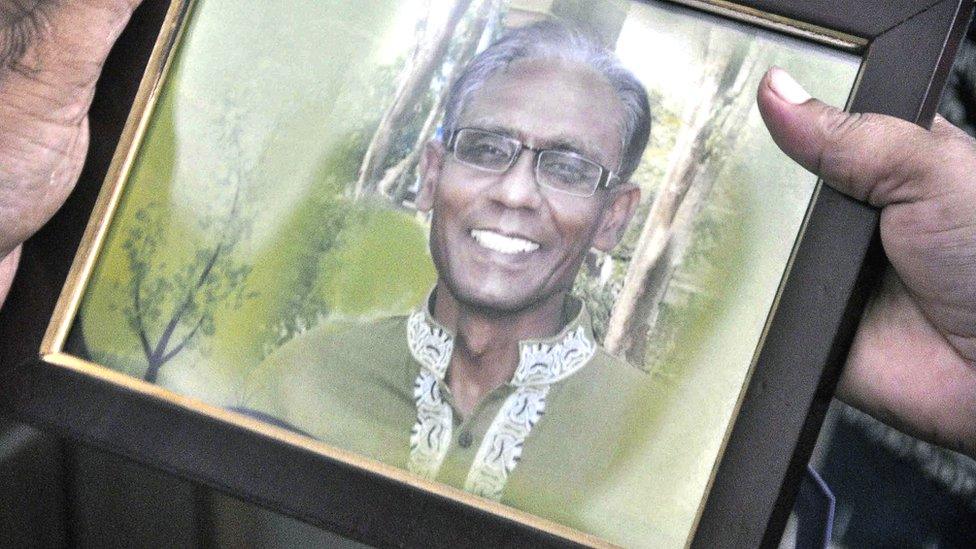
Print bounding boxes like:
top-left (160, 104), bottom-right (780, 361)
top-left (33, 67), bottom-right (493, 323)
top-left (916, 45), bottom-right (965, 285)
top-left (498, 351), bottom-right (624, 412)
top-left (470, 229), bottom-right (539, 254)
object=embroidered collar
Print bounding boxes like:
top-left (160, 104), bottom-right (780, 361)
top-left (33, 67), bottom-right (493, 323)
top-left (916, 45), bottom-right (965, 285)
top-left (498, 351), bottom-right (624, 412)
top-left (405, 292), bottom-right (598, 499)
top-left (406, 294), bottom-right (598, 387)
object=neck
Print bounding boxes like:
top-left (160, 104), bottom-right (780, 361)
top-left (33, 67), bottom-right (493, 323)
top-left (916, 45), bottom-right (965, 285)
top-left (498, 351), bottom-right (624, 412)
top-left (432, 284), bottom-right (567, 416)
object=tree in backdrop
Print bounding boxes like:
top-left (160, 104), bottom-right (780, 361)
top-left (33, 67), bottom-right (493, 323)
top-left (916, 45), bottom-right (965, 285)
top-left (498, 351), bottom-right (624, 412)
top-left (120, 117), bottom-right (256, 383)
top-left (572, 87), bottom-right (677, 344)
top-left (603, 31), bottom-right (765, 365)
top-left (253, 179), bottom-right (350, 362)
top-left (353, 0), bottom-right (500, 201)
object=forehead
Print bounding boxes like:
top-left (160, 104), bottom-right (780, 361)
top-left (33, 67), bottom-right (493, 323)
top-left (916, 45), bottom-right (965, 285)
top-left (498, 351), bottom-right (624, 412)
top-left (459, 57), bottom-right (626, 167)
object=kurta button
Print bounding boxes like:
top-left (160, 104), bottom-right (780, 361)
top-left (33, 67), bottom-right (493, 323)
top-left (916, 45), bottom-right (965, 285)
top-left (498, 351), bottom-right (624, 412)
top-left (458, 430), bottom-right (473, 448)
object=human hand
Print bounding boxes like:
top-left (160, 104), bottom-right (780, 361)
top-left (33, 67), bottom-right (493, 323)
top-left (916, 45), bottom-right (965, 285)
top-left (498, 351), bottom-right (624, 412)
top-left (757, 67), bottom-right (976, 458)
top-left (0, 0), bottom-right (142, 305)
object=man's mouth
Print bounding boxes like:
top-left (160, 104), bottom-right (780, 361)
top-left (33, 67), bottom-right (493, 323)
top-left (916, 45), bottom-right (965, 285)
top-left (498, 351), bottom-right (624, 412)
top-left (470, 229), bottom-right (540, 255)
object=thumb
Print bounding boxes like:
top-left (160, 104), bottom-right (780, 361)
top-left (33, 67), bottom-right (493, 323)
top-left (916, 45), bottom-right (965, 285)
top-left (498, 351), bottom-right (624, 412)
top-left (756, 67), bottom-right (938, 208)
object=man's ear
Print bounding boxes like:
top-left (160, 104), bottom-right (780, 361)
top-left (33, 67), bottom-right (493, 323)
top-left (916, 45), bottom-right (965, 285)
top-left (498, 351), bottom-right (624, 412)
top-left (592, 183), bottom-right (641, 252)
top-left (416, 139), bottom-right (446, 212)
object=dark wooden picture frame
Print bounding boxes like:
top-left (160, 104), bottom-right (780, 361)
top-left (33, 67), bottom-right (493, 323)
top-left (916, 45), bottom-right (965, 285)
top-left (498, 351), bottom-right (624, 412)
top-left (0, 1), bottom-right (970, 547)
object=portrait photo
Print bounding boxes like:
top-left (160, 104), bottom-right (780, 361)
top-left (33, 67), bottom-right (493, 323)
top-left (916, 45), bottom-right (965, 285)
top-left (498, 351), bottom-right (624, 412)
top-left (58, 0), bottom-right (861, 545)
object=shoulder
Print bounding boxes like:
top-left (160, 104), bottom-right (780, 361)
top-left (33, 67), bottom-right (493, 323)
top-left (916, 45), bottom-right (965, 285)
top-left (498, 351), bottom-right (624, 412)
top-left (546, 343), bottom-right (671, 423)
top-left (544, 343), bottom-right (652, 420)
top-left (266, 316), bottom-right (408, 367)
top-left (241, 315), bottom-right (413, 409)
top-left (507, 344), bottom-right (657, 500)
top-left (239, 315), bottom-right (420, 460)
top-left (589, 345), bottom-right (650, 388)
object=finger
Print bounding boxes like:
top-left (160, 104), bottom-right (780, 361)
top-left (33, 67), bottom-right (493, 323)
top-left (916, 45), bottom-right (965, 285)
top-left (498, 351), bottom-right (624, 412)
top-left (756, 67), bottom-right (938, 208)
top-left (0, 114), bottom-right (89, 257)
top-left (0, 244), bottom-right (20, 309)
top-left (836, 268), bottom-right (976, 458)
top-left (1, 0), bottom-right (144, 118)
top-left (0, 1), bottom-right (141, 254)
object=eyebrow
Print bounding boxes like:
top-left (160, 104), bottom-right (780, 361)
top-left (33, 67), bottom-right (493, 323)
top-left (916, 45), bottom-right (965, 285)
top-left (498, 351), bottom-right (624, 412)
top-left (465, 122), bottom-right (612, 168)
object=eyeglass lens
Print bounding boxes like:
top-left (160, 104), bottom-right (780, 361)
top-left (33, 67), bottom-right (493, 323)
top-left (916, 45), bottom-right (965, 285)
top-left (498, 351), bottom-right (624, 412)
top-left (453, 129), bottom-right (603, 196)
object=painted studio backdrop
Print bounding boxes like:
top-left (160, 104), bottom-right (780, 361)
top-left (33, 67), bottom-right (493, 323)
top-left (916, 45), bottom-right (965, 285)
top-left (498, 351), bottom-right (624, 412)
top-left (69, 0), bottom-right (859, 546)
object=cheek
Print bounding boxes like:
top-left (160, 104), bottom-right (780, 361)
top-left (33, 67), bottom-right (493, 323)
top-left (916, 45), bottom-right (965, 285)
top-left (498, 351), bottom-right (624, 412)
top-left (550, 201), bottom-right (606, 251)
top-left (431, 183), bottom-right (466, 228)
top-left (434, 167), bottom-right (480, 213)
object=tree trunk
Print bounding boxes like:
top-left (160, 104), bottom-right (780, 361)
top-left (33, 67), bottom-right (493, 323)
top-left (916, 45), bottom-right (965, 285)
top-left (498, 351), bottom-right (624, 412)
top-left (379, 90), bottom-right (444, 200)
top-left (144, 356), bottom-right (163, 383)
top-left (134, 178), bottom-right (245, 383)
top-left (353, 0), bottom-right (475, 199)
top-left (379, 0), bottom-right (497, 202)
top-left (603, 35), bottom-right (761, 363)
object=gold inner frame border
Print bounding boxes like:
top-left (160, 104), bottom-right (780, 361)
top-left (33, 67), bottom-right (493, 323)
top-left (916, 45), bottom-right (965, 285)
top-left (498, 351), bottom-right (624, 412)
top-left (670, 0), bottom-right (867, 51)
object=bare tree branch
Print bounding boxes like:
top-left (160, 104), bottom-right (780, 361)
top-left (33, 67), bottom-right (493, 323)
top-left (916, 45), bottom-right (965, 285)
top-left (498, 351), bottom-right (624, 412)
top-left (159, 312), bottom-right (205, 365)
top-left (131, 266), bottom-right (153, 362)
top-left (376, 88), bottom-right (445, 198)
top-left (152, 241), bottom-right (224, 361)
top-left (148, 175), bottom-right (241, 365)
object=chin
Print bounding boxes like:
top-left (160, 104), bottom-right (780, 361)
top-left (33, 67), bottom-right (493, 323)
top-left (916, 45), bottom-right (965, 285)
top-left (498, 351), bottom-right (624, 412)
top-left (448, 280), bottom-right (544, 315)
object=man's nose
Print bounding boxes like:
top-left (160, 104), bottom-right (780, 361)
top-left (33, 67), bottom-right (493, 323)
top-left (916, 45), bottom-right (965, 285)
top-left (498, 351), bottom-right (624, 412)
top-left (489, 150), bottom-right (544, 210)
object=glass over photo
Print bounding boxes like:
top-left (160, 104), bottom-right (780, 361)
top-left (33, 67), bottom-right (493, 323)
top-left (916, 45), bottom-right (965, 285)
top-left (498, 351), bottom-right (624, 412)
top-left (67, 0), bottom-right (860, 545)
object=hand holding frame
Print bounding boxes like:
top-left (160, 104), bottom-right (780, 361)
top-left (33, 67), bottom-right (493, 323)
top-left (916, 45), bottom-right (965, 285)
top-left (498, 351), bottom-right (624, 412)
top-left (758, 67), bottom-right (976, 458)
top-left (0, 0), bottom-right (143, 305)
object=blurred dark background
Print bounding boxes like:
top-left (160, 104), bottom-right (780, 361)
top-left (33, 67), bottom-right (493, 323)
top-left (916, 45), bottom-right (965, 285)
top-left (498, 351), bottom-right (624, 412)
top-left (2, 2), bottom-right (976, 547)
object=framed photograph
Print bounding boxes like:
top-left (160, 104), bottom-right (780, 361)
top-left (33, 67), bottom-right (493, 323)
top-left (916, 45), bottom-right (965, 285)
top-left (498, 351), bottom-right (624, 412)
top-left (0, 0), bottom-right (970, 546)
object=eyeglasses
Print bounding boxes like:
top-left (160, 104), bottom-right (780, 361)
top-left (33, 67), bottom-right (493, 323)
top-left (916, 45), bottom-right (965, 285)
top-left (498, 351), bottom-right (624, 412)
top-left (447, 128), bottom-right (619, 198)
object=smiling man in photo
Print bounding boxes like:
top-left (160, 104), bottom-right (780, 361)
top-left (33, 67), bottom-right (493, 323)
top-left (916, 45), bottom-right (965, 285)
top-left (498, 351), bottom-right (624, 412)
top-left (246, 20), bottom-right (654, 521)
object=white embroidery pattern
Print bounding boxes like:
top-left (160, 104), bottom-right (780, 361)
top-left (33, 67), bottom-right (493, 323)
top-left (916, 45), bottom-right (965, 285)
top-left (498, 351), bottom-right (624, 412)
top-left (406, 311), bottom-right (454, 479)
top-left (512, 326), bottom-right (596, 387)
top-left (464, 328), bottom-right (596, 500)
top-left (406, 310), bottom-right (452, 379)
top-left (408, 369), bottom-right (453, 479)
top-left (463, 384), bottom-right (550, 499)
top-left (405, 305), bottom-right (596, 497)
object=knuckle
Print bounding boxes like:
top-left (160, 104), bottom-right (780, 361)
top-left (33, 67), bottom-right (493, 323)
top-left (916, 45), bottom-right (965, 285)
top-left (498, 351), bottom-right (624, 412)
top-left (816, 111), bottom-right (871, 197)
top-left (820, 109), bottom-right (868, 139)
top-left (817, 109), bottom-right (939, 205)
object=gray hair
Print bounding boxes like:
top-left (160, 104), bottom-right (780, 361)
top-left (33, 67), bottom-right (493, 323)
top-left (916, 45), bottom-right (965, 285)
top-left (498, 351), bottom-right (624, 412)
top-left (441, 20), bottom-right (651, 183)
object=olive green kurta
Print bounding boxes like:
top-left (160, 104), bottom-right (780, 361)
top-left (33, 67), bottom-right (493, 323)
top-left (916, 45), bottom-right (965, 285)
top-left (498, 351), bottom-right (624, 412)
top-left (243, 300), bottom-right (649, 526)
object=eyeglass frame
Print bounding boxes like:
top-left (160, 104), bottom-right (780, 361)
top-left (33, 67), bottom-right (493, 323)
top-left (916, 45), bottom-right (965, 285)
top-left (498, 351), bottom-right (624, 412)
top-left (445, 127), bottom-right (621, 198)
